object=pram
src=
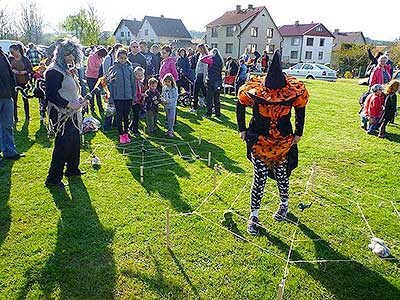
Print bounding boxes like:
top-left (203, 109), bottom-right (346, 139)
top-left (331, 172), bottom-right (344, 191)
top-left (177, 71), bottom-right (194, 107)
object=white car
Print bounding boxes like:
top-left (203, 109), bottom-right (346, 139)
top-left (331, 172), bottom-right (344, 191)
top-left (283, 63), bottom-right (337, 82)
top-left (0, 39), bottom-right (20, 55)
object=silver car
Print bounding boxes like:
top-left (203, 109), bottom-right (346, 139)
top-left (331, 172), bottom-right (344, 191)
top-left (283, 63), bottom-right (337, 82)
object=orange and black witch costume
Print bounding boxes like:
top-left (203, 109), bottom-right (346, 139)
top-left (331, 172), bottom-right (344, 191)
top-left (236, 51), bottom-right (310, 178)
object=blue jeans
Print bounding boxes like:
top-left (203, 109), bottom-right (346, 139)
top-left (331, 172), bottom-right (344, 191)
top-left (0, 98), bottom-right (18, 157)
top-left (367, 117), bottom-right (380, 133)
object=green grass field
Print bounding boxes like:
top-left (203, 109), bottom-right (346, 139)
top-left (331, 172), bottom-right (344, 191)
top-left (0, 79), bottom-right (399, 300)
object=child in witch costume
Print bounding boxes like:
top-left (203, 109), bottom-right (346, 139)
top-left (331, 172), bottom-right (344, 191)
top-left (236, 50), bottom-right (310, 235)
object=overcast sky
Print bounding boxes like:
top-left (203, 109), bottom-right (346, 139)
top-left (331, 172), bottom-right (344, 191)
top-left (5, 0), bottom-right (400, 41)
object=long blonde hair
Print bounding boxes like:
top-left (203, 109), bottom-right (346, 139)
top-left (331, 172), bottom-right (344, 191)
top-left (385, 80), bottom-right (400, 94)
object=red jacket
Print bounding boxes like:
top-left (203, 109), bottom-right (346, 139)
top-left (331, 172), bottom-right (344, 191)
top-left (364, 93), bottom-right (384, 118)
top-left (369, 65), bottom-right (392, 87)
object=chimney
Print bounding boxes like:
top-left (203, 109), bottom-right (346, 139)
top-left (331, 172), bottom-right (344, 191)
top-left (236, 5), bottom-right (241, 12)
top-left (334, 29), bottom-right (339, 34)
top-left (248, 4), bottom-right (253, 9)
top-left (295, 21), bottom-right (299, 26)
top-left (160, 15), bottom-right (164, 18)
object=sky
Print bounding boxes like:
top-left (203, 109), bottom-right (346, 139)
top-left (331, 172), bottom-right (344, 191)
top-left (4, 0), bottom-right (400, 41)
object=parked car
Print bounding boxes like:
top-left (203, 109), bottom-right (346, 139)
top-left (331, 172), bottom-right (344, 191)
top-left (283, 63), bottom-right (337, 81)
top-left (0, 39), bottom-right (21, 54)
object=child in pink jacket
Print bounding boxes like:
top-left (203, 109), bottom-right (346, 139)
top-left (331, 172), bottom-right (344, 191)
top-left (159, 45), bottom-right (178, 81)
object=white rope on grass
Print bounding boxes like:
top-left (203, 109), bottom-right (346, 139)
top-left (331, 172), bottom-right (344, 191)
top-left (390, 201), bottom-right (400, 218)
top-left (228, 180), bottom-right (251, 210)
top-left (289, 257), bottom-right (400, 264)
top-left (356, 202), bottom-right (375, 238)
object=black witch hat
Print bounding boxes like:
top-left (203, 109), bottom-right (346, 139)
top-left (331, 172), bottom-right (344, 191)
top-left (265, 50), bottom-right (287, 90)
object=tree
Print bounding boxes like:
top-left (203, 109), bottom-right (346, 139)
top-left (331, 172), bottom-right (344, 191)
top-left (18, 1), bottom-right (44, 44)
top-left (61, 4), bottom-right (104, 46)
top-left (332, 43), bottom-right (370, 77)
top-left (0, 2), bottom-right (17, 39)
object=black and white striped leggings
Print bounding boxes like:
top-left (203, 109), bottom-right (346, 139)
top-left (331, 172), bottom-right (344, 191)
top-left (251, 156), bottom-right (289, 210)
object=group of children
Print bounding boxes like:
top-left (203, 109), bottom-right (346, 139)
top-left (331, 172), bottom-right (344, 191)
top-left (107, 48), bottom-right (179, 143)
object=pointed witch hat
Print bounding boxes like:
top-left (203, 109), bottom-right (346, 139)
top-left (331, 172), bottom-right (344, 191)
top-left (265, 50), bottom-right (287, 89)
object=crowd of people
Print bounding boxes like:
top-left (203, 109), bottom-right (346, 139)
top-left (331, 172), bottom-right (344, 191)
top-left (359, 50), bottom-right (399, 138)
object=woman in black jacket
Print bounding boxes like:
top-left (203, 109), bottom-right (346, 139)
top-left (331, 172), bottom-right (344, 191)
top-left (379, 80), bottom-right (399, 138)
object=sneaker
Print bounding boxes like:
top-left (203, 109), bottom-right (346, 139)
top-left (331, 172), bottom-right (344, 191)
top-left (247, 216), bottom-right (260, 235)
top-left (119, 135), bottom-right (126, 144)
top-left (273, 204), bottom-right (289, 222)
top-left (124, 133), bottom-right (131, 143)
top-left (189, 108), bottom-right (197, 113)
top-left (168, 131), bottom-right (174, 137)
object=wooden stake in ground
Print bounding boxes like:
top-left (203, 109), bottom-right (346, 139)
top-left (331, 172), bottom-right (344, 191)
top-left (277, 279), bottom-right (285, 300)
top-left (166, 208), bottom-right (170, 248)
top-left (198, 133), bottom-right (202, 145)
top-left (208, 152), bottom-right (212, 167)
top-left (140, 166), bottom-right (144, 183)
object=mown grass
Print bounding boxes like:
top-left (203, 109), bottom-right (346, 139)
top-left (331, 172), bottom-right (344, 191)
top-left (0, 78), bottom-right (399, 300)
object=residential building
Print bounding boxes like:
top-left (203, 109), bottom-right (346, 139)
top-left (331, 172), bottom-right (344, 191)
top-left (332, 30), bottom-right (366, 50)
top-left (279, 22), bottom-right (334, 65)
top-left (113, 19), bottom-right (141, 45)
top-left (205, 4), bottom-right (283, 59)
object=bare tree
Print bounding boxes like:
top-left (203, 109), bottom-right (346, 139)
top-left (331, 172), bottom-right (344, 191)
top-left (0, 1), bottom-right (17, 39)
top-left (18, 1), bottom-right (44, 44)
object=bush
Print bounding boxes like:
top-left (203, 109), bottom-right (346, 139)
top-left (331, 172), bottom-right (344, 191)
top-left (344, 71), bottom-right (353, 79)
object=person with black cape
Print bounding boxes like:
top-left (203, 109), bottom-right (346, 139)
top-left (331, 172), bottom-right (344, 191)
top-left (236, 50), bottom-right (310, 235)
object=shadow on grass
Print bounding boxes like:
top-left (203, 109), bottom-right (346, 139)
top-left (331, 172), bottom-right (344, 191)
top-left (0, 160), bottom-right (14, 247)
top-left (17, 177), bottom-right (116, 300)
top-left (266, 220), bottom-right (400, 300)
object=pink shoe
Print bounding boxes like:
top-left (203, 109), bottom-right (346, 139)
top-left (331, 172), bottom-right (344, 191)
top-left (119, 135), bottom-right (126, 144)
top-left (124, 133), bottom-right (131, 143)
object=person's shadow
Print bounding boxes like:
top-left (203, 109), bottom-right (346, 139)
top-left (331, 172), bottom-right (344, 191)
top-left (265, 220), bottom-right (400, 300)
top-left (17, 177), bottom-right (116, 300)
top-left (0, 159), bottom-right (14, 248)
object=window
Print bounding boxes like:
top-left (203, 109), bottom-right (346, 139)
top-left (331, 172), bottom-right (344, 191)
top-left (319, 38), bottom-right (325, 47)
top-left (248, 44), bottom-right (257, 52)
top-left (226, 26), bottom-right (234, 37)
top-left (292, 63), bottom-right (303, 70)
top-left (316, 26), bottom-right (323, 32)
top-left (145, 29), bottom-right (149, 36)
top-left (120, 31), bottom-right (124, 37)
top-left (306, 38), bottom-right (314, 46)
top-left (266, 44), bottom-right (274, 54)
top-left (251, 27), bottom-right (258, 37)
top-left (305, 51), bottom-right (312, 59)
top-left (226, 43), bottom-right (233, 54)
top-left (266, 28), bottom-right (273, 38)
top-left (291, 37), bottom-right (300, 46)
top-left (211, 27), bottom-right (218, 37)
top-left (211, 43), bottom-right (218, 49)
top-left (318, 51), bottom-right (324, 60)
top-left (127, 31), bottom-right (131, 37)
top-left (290, 51), bottom-right (298, 59)
top-left (303, 64), bottom-right (314, 70)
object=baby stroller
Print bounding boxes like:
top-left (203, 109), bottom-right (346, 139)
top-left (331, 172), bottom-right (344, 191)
top-left (177, 71), bottom-right (194, 107)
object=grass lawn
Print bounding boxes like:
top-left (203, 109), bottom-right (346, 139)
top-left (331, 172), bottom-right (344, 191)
top-left (0, 78), bottom-right (399, 300)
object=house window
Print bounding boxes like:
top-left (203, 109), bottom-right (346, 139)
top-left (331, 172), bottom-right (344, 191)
top-left (291, 37), bottom-right (300, 46)
top-left (211, 27), bottom-right (218, 38)
top-left (316, 26), bottom-right (323, 32)
top-left (305, 51), bottom-right (312, 59)
top-left (266, 44), bottom-right (274, 54)
top-left (211, 43), bottom-right (218, 49)
top-left (127, 31), bottom-right (131, 37)
top-left (251, 27), bottom-right (258, 37)
top-left (306, 38), bottom-right (314, 46)
top-left (248, 44), bottom-right (257, 52)
top-left (226, 43), bottom-right (233, 54)
top-left (226, 26), bottom-right (234, 37)
top-left (120, 31), bottom-right (124, 37)
top-left (145, 29), bottom-right (149, 36)
top-left (318, 51), bottom-right (324, 60)
top-left (319, 38), bottom-right (325, 47)
top-left (266, 28), bottom-right (273, 38)
top-left (290, 51), bottom-right (298, 59)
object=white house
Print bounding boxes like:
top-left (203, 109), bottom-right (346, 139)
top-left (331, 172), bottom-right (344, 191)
top-left (279, 22), bottom-right (334, 65)
top-left (113, 19), bottom-right (141, 45)
top-left (136, 16), bottom-right (192, 44)
top-left (205, 4), bottom-right (283, 59)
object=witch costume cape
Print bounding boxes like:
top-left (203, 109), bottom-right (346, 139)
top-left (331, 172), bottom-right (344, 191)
top-left (236, 50), bottom-right (310, 179)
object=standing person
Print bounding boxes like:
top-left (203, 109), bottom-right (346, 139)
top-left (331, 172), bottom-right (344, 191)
top-left (139, 41), bottom-right (157, 81)
top-left (0, 48), bottom-right (25, 164)
top-left (190, 44), bottom-right (208, 113)
top-left (144, 77), bottom-right (161, 134)
top-left (176, 48), bottom-right (193, 93)
top-left (384, 51), bottom-right (394, 78)
top-left (363, 84), bottom-right (385, 135)
top-left (9, 43), bottom-right (33, 122)
top-left (44, 40), bottom-right (88, 188)
top-left (128, 41), bottom-right (147, 71)
top-left (150, 44), bottom-right (162, 77)
top-left (261, 51), bottom-right (269, 73)
top-left (161, 73), bottom-right (178, 137)
top-left (201, 48), bottom-right (224, 118)
top-left (85, 47), bottom-right (107, 114)
top-left (369, 55), bottom-right (391, 88)
top-left (226, 56), bottom-right (238, 77)
top-left (159, 45), bottom-right (178, 82)
top-left (26, 43), bottom-right (42, 67)
top-left (241, 48), bottom-right (251, 64)
top-left (188, 48), bottom-right (197, 72)
top-left (107, 48), bottom-right (136, 144)
top-left (130, 67), bottom-right (145, 136)
top-left (236, 59), bottom-right (248, 94)
top-left (236, 51), bottom-right (309, 235)
top-left (378, 80), bottom-right (399, 138)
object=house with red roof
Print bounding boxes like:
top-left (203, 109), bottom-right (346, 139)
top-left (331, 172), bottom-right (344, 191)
top-left (279, 21), bottom-right (334, 65)
top-left (205, 4), bottom-right (283, 59)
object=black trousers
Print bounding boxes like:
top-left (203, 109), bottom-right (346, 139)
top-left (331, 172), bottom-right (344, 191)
top-left (46, 119), bottom-right (81, 184)
top-left (129, 103), bottom-right (141, 133)
top-left (114, 100), bottom-right (131, 135)
top-left (193, 74), bottom-right (206, 110)
top-left (206, 83), bottom-right (221, 116)
top-left (13, 84), bottom-right (30, 120)
top-left (86, 77), bottom-right (103, 113)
